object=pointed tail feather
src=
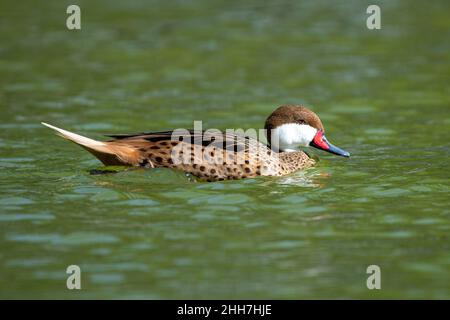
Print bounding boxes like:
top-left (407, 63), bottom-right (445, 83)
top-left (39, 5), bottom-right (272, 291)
top-left (41, 122), bottom-right (106, 148)
top-left (41, 122), bottom-right (138, 166)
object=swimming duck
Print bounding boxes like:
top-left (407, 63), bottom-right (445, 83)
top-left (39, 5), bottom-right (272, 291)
top-left (42, 105), bottom-right (349, 181)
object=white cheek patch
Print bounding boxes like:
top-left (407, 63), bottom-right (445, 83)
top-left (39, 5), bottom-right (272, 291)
top-left (271, 123), bottom-right (317, 152)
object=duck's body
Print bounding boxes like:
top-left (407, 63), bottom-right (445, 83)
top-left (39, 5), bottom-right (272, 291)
top-left (42, 105), bottom-right (349, 181)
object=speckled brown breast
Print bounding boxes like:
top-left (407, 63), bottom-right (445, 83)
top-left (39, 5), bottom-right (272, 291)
top-left (107, 130), bottom-right (315, 181)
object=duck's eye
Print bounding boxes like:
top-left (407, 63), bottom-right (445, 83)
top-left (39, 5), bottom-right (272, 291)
top-left (296, 120), bottom-right (306, 125)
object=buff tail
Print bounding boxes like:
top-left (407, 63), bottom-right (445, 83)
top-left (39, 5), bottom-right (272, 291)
top-left (41, 122), bottom-right (138, 166)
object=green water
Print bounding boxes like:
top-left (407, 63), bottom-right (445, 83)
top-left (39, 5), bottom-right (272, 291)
top-left (1, 0), bottom-right (449, 299)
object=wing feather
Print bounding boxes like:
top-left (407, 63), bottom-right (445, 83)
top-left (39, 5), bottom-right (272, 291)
top-left (106, 130), bottom-right (265, 153)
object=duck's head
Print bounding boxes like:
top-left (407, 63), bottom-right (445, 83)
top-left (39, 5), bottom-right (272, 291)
top-left (265, 105), bottom-right (350, 157)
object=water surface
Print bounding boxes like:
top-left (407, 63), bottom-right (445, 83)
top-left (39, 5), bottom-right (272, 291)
top-left (0, 0), bottom-right (449, 299)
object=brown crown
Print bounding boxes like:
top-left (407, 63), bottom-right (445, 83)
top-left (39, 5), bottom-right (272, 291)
top-left (264, 105), bottom-right (325, 146)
